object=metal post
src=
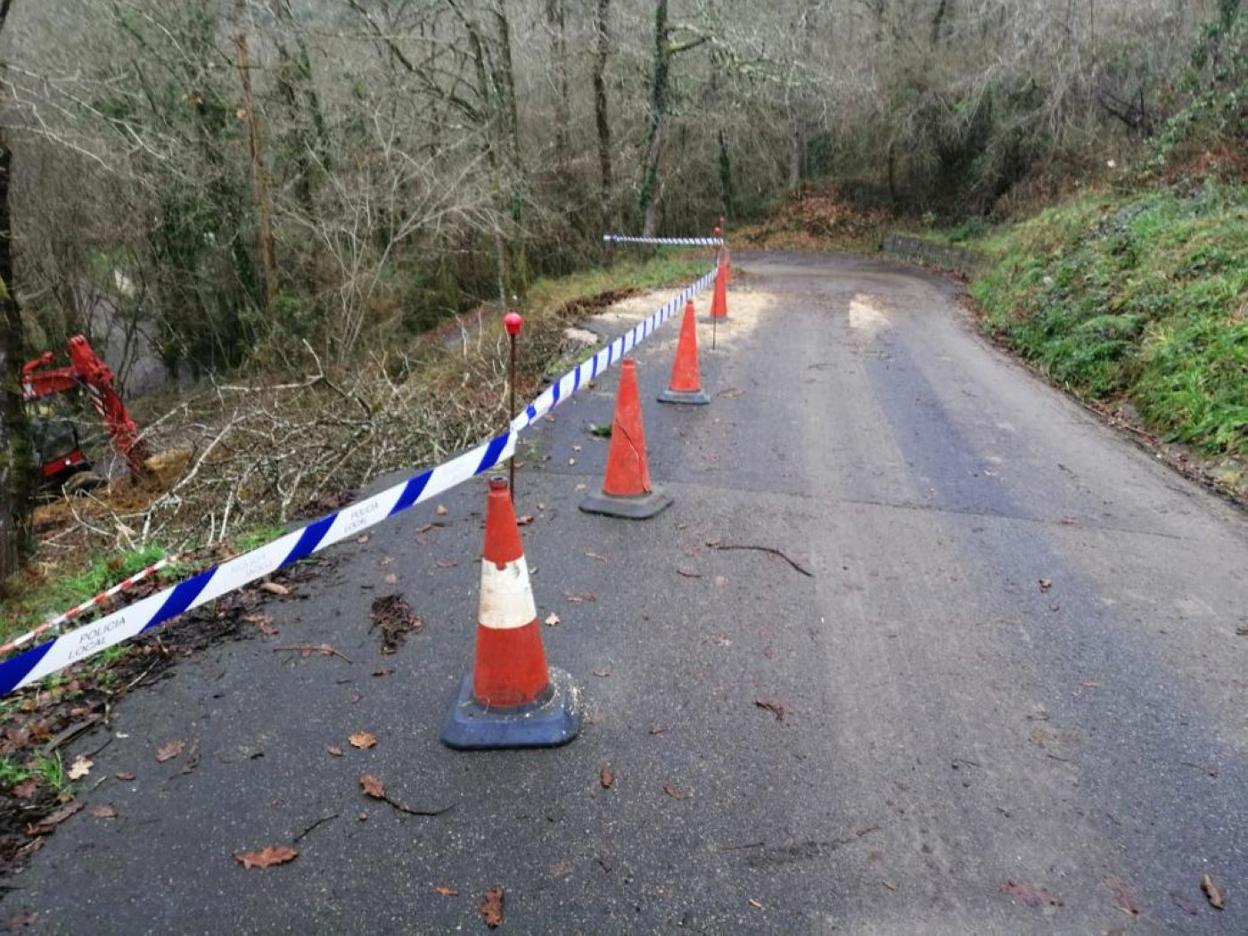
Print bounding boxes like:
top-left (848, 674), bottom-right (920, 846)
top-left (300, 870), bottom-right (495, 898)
top-left (503, 311), bottom-right (523, 501)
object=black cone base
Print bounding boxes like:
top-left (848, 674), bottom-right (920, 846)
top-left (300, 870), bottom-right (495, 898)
top-left (578, 486), bottom-right (673, 520)
top-left (440, 668), bottom-right (581, 750)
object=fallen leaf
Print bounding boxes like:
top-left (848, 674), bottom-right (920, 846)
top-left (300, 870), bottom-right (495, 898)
top-left (544, 612), bottom-right (561, 627)
top-left (754, 698), bottom-right (792, 722)
top-left (260, 581), bottom-right (291, 597)
top-left (356, 534), bottom-right (370, 544)
top-left (384, 573), bottom-right (398, 585)
top-left (882, 880), bottom-right (898, 891)
top-left (663, 784), bottom-right (689, 800)
top-left (593, 668), bottom-right (611, 678)
top-left (30, 801), bottom-right (82, 833)
top-left (360, 774), bottom-right (385, 799)
top-left (676, 568), bottom-right (702, 578)
top-left (5, 913), bottom-right (37, 928)
top-left (600, 766), bottom-right (614, 789)
top-left (713, 575), bottom-right (729, 588)
top-left (89, 803), bottom-right (118, 820)
top-left (650, 724), bottom-right (671, 735)
top-left (563, 590), bottom-right (596, 603)
top-left (155, 739), bottom-right (186, 763)
top-left (747, 899), bottom-right (764, 910)
top-left (370, 594), bottom-right (424, 654)
top-left (1000, 880), bottom-right (1062, 908)
top-left (233, 845), bottom-right (298, 869)
top-left (434, 885), bottom-right (459, 897)
top-left (1201, 873), bottom-right (1225, 910)
top-left (115, 771), bottom-right (135, 782)
top-left (575, 483), bottom-right (587, 492)
top-left (372, 668), bottom-right (394, 678)
top-left (326, 746), bottom-right (344, 757)
top-left (517, 514), bottom-right (535, 526)
top-left (435, 504), bottom-right (449, 516)
top-left (67, 755), bottom-right (93, 781)
top-left (1106, 876), bottom-right (1139, 917)
top-left (585, 551), bottom-right (607, 562)
top-left (480, 887), bottom-right (505, 929)
top-left (13, 779), bottom-right (38, 799)
top-left (1038, 578), bottom-right (1053, 593)
top-left (349, 732), bottom-right (377, 750)
top-left (568, 457), bottom-right (576, 466)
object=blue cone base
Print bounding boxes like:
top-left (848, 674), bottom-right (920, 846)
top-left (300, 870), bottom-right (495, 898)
top-left (579, 486), bottom-right (673, 520)
top-left (658, 387), bottom-right (711, 405)
top-left (440, 668), bottom-right (581, 750)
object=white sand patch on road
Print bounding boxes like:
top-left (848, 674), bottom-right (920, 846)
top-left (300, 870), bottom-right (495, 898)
top-left (848, 294), bottom-right (891, 334)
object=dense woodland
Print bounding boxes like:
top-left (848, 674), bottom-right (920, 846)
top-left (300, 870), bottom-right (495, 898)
top-left (1, 0), bottom-right (1245, 575)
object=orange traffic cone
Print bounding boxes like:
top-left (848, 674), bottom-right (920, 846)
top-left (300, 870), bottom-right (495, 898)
top-left (579, 358), bottom-right (673, 519)
top-left (658, 300), bottom-right (710, 406)
top-left (441, 476), bottom-right (580, 749)
top-left (704, 258), bottom-right (729, 322)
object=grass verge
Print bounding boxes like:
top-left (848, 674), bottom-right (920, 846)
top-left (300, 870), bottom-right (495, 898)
top-left (970, 180), bottom-right (1248, 472)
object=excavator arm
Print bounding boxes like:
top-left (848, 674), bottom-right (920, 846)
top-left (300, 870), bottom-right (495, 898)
top-left (22, 336), bottom-right (149, 478)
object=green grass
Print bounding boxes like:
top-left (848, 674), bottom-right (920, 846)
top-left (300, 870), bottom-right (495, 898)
top-left (970, 180), bottom-right (1248, 457)
top-left (0, 755), bottom-right (32, 789)
top-left (524, 255), bottom-right (711, 313)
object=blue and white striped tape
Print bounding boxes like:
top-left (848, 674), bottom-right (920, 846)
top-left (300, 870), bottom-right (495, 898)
top-left (604, 235), bottom-right (723, 247)
top-left (0, 264), bottom-right (718, 697)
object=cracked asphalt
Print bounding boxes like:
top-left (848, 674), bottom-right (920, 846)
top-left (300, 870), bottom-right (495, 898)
top-left (6, 251), bottom-right (1248, 934)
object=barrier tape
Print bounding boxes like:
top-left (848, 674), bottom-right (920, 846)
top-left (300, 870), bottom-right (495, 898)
top-left (603, 235), bottom-right (723, 247)
top-left (0, 552), bottom-right (186, 658)
top-left (0, 264), bottom-right (718, 697)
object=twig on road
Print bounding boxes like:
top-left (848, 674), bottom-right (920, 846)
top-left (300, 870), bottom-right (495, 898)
top-left (293, 813), bottom-right (339, 843)
top-left (274, 644), bottom-right (354, 663)
top-left (711, 543), bottom-right (814, 577)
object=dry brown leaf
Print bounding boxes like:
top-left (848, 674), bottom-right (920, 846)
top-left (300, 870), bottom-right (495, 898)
top-left (1106, 876), bottom-right (1139, 916)
top-left (349, 732), bottom-right (377, 750)
top-left (593, 668), bottom-right (611, 678)
top-left (356, 534), bottom-right (370, 544)
top-left (115, 771), bottom-right (135, 782)
top-left (676, 568), bottom-right (702, 578)
top-left (480, 887), bottom-right (505, 929)
top-left (155, 739), bottom-right (186, 763)
top-left (1038, 578), bottom-right (1053, 593)
top-left (13, 779), bottom-right (38, 799)
top-left (650, 724), bottom-right (671, 735)
top-left (89, 803), bottom-right (118, 820)
top-left (1000, 880), bottom-right (1062, 908)
top-left (600, 766), bottom-right (615, 789)
top-left (663, 784), bottom-right (689, 800)
top-left (544, 612), bottom-right (561, 627)
top-left (563, 590), bottom-right (596, 603)
top-left (585, 551), bottom-right (607, 562)
top-left (67, 755), bottom-right (93, 781)
top-left (1202, 873), bottom-right (1225, 910)
top-left (435, 504), bottom-right (449, 516)
top-left (517, 514), bottom-right (535, 526)
top-left (233, 845), bottom-right (298, 869)
top-left (384, 573), bottom-right (398, 585)
top-left (435, 559), bottom-right (459, 569)
top-left (360, 774), bottom-right (385, 799)
top-left (33, 801), bottom-right (82, 833)
top-left (326, 745), bottom-right (344, 757)
top-left (260, 581), bottom-right (291, 597)
top-left (747, 898), bottom-right (764, 910)
top-left (434, 885), bottom-right (459, 897)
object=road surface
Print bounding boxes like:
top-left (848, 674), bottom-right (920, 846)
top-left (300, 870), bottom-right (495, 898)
top-left (7, 252), bottom-right (1248, 933)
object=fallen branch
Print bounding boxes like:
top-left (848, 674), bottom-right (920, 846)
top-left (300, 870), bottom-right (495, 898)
top-left (274, 643), bottom-right (354, 663)
top-left (712, 543), bottom-right (814, 577)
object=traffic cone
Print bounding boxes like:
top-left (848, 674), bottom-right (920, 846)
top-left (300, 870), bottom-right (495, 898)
top-left (441, 476), bottom-right (581, 749)
top-left (658, 300), bottom-right (710, 406)
top-left (704, 258), bottom-right (729, 323)
top-left (579, 358), bottom-right (673, 519)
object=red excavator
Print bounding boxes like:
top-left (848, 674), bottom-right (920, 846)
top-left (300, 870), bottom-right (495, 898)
top-left (21, 336), bottom-right (148, 493)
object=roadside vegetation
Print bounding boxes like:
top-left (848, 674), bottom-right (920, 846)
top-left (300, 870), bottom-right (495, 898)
top-left (972, 182), bottom-right (1248, 465)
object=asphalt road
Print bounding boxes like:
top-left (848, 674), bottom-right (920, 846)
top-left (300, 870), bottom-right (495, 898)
top-left (7, 252), bottom-right (1248, 934)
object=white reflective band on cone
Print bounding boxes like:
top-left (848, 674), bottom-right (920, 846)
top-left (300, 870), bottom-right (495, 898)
top-left (479, 556), bottom-right (538, 630)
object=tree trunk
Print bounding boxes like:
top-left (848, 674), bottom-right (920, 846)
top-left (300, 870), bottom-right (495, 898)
top-left (639, 0), bottom-right (672, 237)
top-left (546, 0), bottom-right (570, 172)
top-left (592, 0), bottom-right (614, 235)
top-left (270, 0), bottom-right (329, 219)
top-left (234, 33), bottom-right (279, 309)
top-left (0, 0), bottom-right (32, 581)
top-left (0, 141), bottom-right (34, 579)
